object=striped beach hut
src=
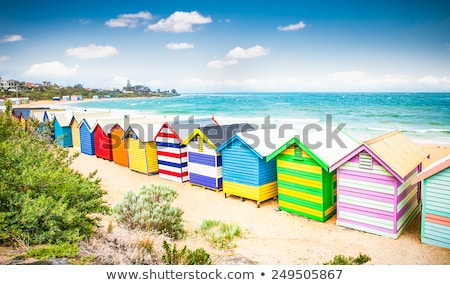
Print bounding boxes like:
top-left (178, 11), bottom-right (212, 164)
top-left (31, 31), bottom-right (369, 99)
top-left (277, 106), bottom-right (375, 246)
top-left (155, 117), bottom-right (220, 183)
top-left (123, 121), bottom-right (162, 175)
top-left (70, 111), bottom-right (110, 150)
top-left (329, 130), bottom-right (428, 239)
top-left (182, 123), bottom-right (256, 191)
top-left (411, 154), bottom-right (450, 249)
top-left (216, 129), bottom-right (297, 207)
top-left (53, 112), bottom-right (74, 147)
top-left (266, 130), bottom-right (360, 222)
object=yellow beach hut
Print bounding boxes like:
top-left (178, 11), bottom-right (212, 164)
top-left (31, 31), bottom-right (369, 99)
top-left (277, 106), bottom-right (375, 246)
top-left (123, 121), bottom-right (163, 175)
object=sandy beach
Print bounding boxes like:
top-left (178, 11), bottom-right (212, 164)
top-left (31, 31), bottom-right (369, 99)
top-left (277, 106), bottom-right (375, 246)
top-left (67, 143), bottom-right (450, 265)
top-left (4, 99), bottom-right (450, 265)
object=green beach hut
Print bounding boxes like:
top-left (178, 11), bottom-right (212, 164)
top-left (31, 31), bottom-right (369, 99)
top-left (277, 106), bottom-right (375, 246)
top-left (267, 129), bottom-right (359, 222)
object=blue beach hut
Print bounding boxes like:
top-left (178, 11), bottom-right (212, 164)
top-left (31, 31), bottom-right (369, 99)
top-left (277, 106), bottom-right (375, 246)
top-left (53, 112), bottom-right (74, 147)
top-left (78, 117), bottom-right (97, 156)
top-left (182, 123), bottom-right (256, 191)
top-left (216, 128), bottom-right (298, 207)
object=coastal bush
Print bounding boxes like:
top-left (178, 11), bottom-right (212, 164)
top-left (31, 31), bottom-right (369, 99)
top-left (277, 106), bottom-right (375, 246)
top-left (161, 241), bottom-right (211, 265)
top-left (198, 219), bottom-right (242, 249)
top-left (0, 113), bottom-right (110, 246)
top-left (113, 184), bottom-right (185, 239)
top-left (24, 242), bottom-right (78, 260)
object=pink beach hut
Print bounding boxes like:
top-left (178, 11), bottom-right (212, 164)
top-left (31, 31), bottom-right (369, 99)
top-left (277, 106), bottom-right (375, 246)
top-left (329, 130), bottom-right (429, 239)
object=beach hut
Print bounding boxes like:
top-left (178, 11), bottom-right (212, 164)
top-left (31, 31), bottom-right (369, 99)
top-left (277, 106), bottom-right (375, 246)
top-left (110, 119), bottom-right (130, 167)
top-left (155, 117), bottom-right (220, 183)
top-left (411, 154), bottom-right (450, 249)
top-left (53, 112), bottom-right (74, 147)
top-left (182, 123), bottom-right (256, 191)
top-left (78, 117), bottom-right (97, 156)
top-left (92, 115), bottom-right (148, 163)
top-left (216, 129), bottom-right (297, 207)
top-left (70, 111), bottom-right (110, 150)
top-left (92, 117), bottom-right (119, 161)
top-left (266, 130), bottom-right (360, 222)
top-left (12, 107), bottom-right (49, 124)
top-left (123, 121), bottom-right (163, 175)
top-left (329, 130), bottom-right (428, 239)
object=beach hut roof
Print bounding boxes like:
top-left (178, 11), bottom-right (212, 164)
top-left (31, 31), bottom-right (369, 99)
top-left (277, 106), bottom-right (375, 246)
top-left (12, 107), bottom-right (49, 118)
top-left (216, 128), bottom-right (300, 159)
top-left (92, 115), bottom-right (149, 134)
top-left (329, 130), bottom-right (429, 181)
top-left (43, 109), bottom-right (66, 121)
top-left (411, 154), bottom-right (450, 185)
top-left (72, 111), bottom-right (111, 124)
top-left (266, 129), bottom-right (360, 171)
top-left (30, 110), bottom-right (46, 122)
top-left (123, 120), bottom-right (165, 142)
top-left (78, 117), bottom-right (99, 132)
top-left (182, 123), bottom-right (257, 148)
top-left (157, 116), bottom-right (221, 143)
top-left (53, 111), bottom-right (74, 127)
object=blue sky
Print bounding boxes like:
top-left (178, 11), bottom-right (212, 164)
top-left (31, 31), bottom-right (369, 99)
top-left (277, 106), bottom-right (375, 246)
top-left (1, 0), bottom-right (449, 92)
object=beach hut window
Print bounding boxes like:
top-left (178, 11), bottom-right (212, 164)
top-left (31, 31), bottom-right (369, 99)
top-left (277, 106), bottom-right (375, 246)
top-left (132, 132), bottom-right (138, 140)
top-left (359, 153), bottom-right (373, 169)
top-left (294, 145), bottom-right (303, 161)
top-left (198, 136), bottom-right (204, 152)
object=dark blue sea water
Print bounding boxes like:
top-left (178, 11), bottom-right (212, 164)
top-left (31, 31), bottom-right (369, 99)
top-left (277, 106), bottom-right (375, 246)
top-left (63, 92), bottom-right (450, 145)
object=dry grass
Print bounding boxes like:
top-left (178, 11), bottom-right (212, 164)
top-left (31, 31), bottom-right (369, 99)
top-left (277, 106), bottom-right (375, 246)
top-left (77, 218), bottom-right (256, 265)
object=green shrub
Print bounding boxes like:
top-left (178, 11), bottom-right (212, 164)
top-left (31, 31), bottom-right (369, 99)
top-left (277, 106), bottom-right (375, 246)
top-left (113, 184), bottom-right (185, 239)
top-left (198, 219), bottom-right (242, 249)
top-left (24, 242), bottom-right (78, 260)
top-left (323, 253), bottom-right (371, 265)
top-left (0, 113), bottom-right (110, 246)
top-left (161, 241), bottom-right (211, 265)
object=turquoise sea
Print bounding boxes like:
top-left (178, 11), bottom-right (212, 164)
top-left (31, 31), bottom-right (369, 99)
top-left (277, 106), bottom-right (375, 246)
top-left (63, 92), bottom-right (450, 145)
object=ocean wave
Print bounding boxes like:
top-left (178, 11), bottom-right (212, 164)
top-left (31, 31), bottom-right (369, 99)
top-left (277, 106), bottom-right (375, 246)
top-left (368, 127), bottom-right (450, 134)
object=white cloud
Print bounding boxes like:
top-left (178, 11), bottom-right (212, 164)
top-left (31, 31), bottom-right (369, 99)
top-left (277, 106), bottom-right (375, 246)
top-left (105, 11), bottom-right (152, 28)
top-left (226, 45), bottom-right (270, 59)
top-left (66, 44), bottom-right (119, 59)
top-left (327, 70), bottom-right (368, 81)
top-left (166, 42), bottom-right (194, 50)
top-left (23, 61), bottom-right (79, 78)
top-left (2, 34), bottom-right (24, 43)
top-left (277, 21), bottom-right (306, 31)
top-left (418, 75), bottom-right (450, 85)
top-left (146, 11), bottom-right (212, 33)
top-left (79, 19), bottom-right (91, 25)
top-left (324, 71), bottom-right (414, 91)
top-left (0, 55), bottom-right (10, 61)
top-left (207, 59), bottom-right (238, 69)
